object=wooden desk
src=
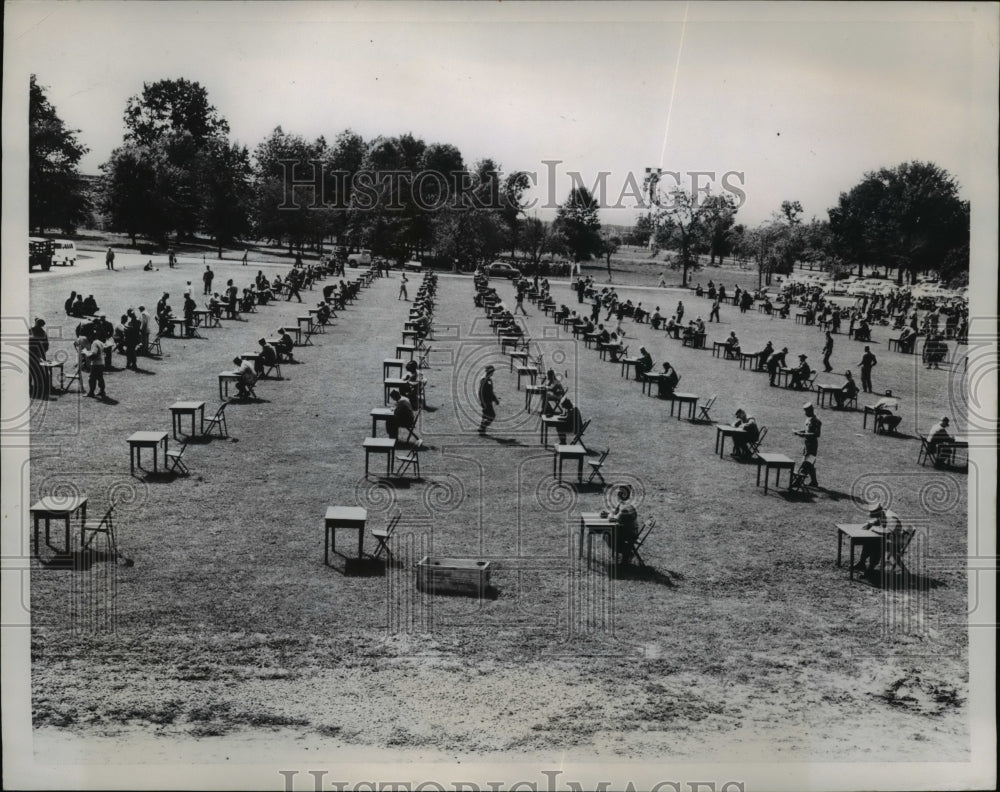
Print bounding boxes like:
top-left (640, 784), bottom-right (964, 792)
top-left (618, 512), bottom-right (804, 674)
top-left (30, 495), bottom-right (88, 556)
top-left (583, 333), bottom-right (600, 349)
top-left (714, 424), bottom-right (746, 457)
top-left (863, 405), bottom-right (892, 433)
top-left (194, 309), bottom-right (220, 328)
top-left (641, 373), bottom-right (664, 396)
top-left (39, 360), bottom-right (65, 394)
top-left (598, 343), bottom-right (623, 361)
top-left (711, 341), bottom-right (727, 358)
top-left (325, 506), bottom-right (367, 564)
top-left (384, 377), bottom-right (408, 405)
top-left (836, 523), bottom-right (880, 580)
top-left (515, 365), bottom-right (538, 390)
top-left (524, 383), bottom-right (546, 412)
top-left (128, 431), bottom-right (168, 475)
top-left (682, 332), bottom-right (706, 349)
top-left (396, 344), bottom-right (418, 361)
top-left (738, 352), bottom-right (759, 370)
top-left (620, 357), bottom-right (643, 379)
top-left (218, 372), bottom-right (240, 400)
top-left (815, 384), bottom-right (841, 408)
top-left (297, 316), bottom-right (316, 343)
top-left (754, 453), bottom-right (795, 494)
top-left (663, 392), bottom-right (699, 420)
top-left (540, 415), bottom-right (562, 446)
top-left (508, 350), bottom-right (530, 371)
top-left (370, 407), bottom-right (395, 437)
top-left (169, 400), bottom-right (205, 438)
top-left (169, 318), bottom-right (198, 338)
top-left (363, 437), bottom-right (396, 477)
top-left (553, 444), bottom-right (587, 482)
top-left (578, 511), bottom-right (616, 561)
top-left (383, 358), bottom-right (405, 379)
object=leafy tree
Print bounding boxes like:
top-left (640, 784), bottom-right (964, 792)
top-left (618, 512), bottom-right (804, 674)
top-left (29, 75), bottom-right (90, 234)
top-left (828, 161), bottom-right (968, 283)
top-left (655, 189), bottom-right (703, 287)
top-left (624, 214), bottom-right (654, 247)
top-left (520, 217), bottom-right (549, 266)
top-left (600, 234), bottom-right (621, 280)
top-left (552, 187), bottom-right (603, 262)
top-left (431, 159), bottom-right (507, 272)
top-left (698, 193), bottom-right (739, 265)
top-left (124, 79), bottom-right (230, 147)
top-left (199, 139), bottom-right (253, 257)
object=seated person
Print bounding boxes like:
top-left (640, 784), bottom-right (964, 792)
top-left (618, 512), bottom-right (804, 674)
top-left (81, 294), bottom-right (99, 316)
top-left (64, 291), bottom-right (78, 316)
top-left (553, 304), bottom-right (570, 323)
top-left (871, 390), bottom-right (903, 433)
top-left (606, 333), bottom-right (626, 362)
top-left (650, 308), bottom-right (663, 329)
top-left (777, 301), bottom-right (790, 319)
top-left (665, 316), bottom-right (680, 337)
top-left (316, 301), bottom-right (331, 325)
top-left (555, 396), bottom-right (583, 444)
top-left (789, 354), bottom-right (811, 389)
top-left (732, 408), bottom-right (760, 458)
top-left (256, 338), bottom-right (278, 376)
top-left (388, 389), bottom-right (420, 444)
top-left (693, 317), bottom-right (706, 335)
top-left (854, 319), bottom-right (871, 342)
top-left (636, 347), bottom-right (654, 377)
top-left (657, 362), bottom-right (680, 397)
top-left (762, 296), bottom-right (773, 315)
top-left (855, 503), bottom-right (904, 576)
top-left (208, 293), bottom-right (223, 319)
top-left (724, 331), bottom-right (741, 358)
top-left (541, 369), bottom-right (566, 416)
top-left (633, 302), bottom-right (649, 324)
top-left (922, 334), bottom-right (948, 369)
top-left (276, 329), bottom-right (295, 362)
top-left (231, 356), bottom-right (256, 399)
top-left (832, 370), bottom-right (859, 408)
top-left (695, 284), bottom-right (704, 297)
top-left (240, 289), bottom-right (256, 312)
top-left (926, 416), bottom-right (955, 464)
top-left (604, 485), bottom-right (639, 565)
top-left (596, 324), bottom-right (611, 344)
top-left (897, 326), bottom-right (915, 353)
top-left (402, 360), bottom-right (424, 405)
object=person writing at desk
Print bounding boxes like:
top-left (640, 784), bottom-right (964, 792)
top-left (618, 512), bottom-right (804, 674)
top-left (636, 347), bottom-right (654, 377)
top-left (658, 361), bottom-right (680, 398)
top-left (871, 390), bottom-right (902, 433)
top-left (555, 396), bottom-right (583, 445)
top-left (855, 503), bottom-right (904, 577)
top-left (603, 485), bottom-right (639, 565)
top-left (731, 408), bottom-right (760, 459)
top-left (832, 370), bottom-right (859, 409)
top-left (231, 356), bottom-right (256, 400)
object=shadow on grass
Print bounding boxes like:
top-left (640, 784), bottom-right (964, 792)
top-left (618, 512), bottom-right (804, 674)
top-left (571, 481), bottom-right (606, 495)
top-left (37, 547), bottom-right (134, 571)
top-left (856, 570), bottom-right (948, 591)
top-left (136, 470), bottom-right (187, 483)
top-left (227, 397), bottom-right (272, 405)
top-left (93, 395), bottom-right (121, 406)
top-left (130, 366), bottom-right (157, 375)
top-left (612, 564), bottom-right (679, 587)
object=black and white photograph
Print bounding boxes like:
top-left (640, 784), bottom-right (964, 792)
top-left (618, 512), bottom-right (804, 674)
top-left (2, 2), bottom-right (996, 790)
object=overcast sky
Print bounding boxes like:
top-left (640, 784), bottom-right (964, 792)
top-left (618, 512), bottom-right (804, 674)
top-left (5, 1), bottom-right (997, 226)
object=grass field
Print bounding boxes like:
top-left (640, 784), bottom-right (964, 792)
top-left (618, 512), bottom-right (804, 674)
top-left (25, 246), bottom-right (970, 761)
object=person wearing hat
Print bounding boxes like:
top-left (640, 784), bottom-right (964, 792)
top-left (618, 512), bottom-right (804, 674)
top-left (636, 347), bottom-right (653, 377)
top-left (231, 356), bottom-right (256, 400)
top-left (657, 360), bottom-right (681, 398)
top-left (478, 364), bottom-right (500, 434)
top-left (732, 408), bottom-right (760, 458)
top-left (789, 353), bottom-right (812, 389)
top-left (926, 416), bottom-right (956, 465)
top-left (822, 331), bottom-right (834, 373)
top-left (606, 485), bottom-right (640, 564)
top-left (871, 390), bottom-right (902, 433)
top-left (555, 395), bottom-right (584, 445)
top-left (858, 345), bottom-right (877, 393)
top-left (855, 503), bottom-right (904, 576)
top-left (794, 403), bottom-right (822, 486)
top-left (256, 337), bottom-right (278, 377)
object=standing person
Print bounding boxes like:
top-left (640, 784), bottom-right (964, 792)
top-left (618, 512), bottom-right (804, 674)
top-left (676, 301), bottom-right (685, 324)
top-left (822, 331), bottom-right (834, 372)
top-left (793, 403), bottom-right (822, 486)
top-left (241, 249), bottom-right (249, 266)
top-left (124, 311), bottom-right (140, 370)
top-left (398, 273), bottom-right (409, 301)
top-left (86, 333), bottom-right (107, 399)
top-left (709, 298), bottom-right (721, 323)
top-left (859, 345), bottom-right (877, 393)
top-left (28, 318), bottom-right (50, 400)
top-left (105, 247), bottom-right (115, 270)
top-left (477, 364), bottom-right (499, 435)
top-left (657, 272), bottom-right (667, 288)
top-left (284, 270), bottom-right (302, 303)
top-left (515, 281), bottom-right (528, 315)
top-left (203, 265), bottom-right (214, 295)
top-left (138, 305), bottom-right (151, 353)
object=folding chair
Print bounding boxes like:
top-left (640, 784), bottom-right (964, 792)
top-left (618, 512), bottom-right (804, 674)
top-left (166, 442), bottom-right (190, 475)
top-left (746, 426), bottom-right (767, 458)
top-left (917, 436), bottom-right (941, 468)
top-left (144, 335), bottom-right (163, 357)
top-left (621, 518), bottom-right (655, 567)
top-left (395, 449), bottom-right (421, 479)
top-left (233, 375), bottom-right (258, 401)
top-left (788, 455), bottom-right (817, 495)
top-left (261, 361), bottom-right (283, 380)
top-left (401, 407), bottom-right (422, 445)
top-left (204, 402), bottom-right (228, 438)
top-left (371, 512), bottom-right (402, 561)
top-left (569, 418), bottom-right (592, 452)
top-left (417, 345), bottom-right (432, 370)
top-left (81, 500), bottom-right (118, 556)
top-left (883, 527), bottom-right (916, 575)
top-left (696, 395), bottom-right (717, 423)
top-left (586, 447), bottom-right (610, 485)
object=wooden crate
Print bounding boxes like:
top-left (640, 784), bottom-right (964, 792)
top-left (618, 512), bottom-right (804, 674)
top-left (416, 556), bottom-right (491, 596)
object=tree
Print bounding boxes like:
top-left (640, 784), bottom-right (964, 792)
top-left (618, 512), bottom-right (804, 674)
top-left (623, 214), bottom-right (653, 247)
top-left (199, 139), bottom-right (253, 257)
top-left (520, 217), bottom-right (549, 266)
top-left (431, 158), bottom-right (507, 272)
top-left (29, 75), bottom-right (90, 234)
top-left (828, 161), bottom-right (969, 284)
top-left (124, 79), bottom-right (230, 147)
top-left (655, 189), bottom-right (703, 287)
top-left (698, 193), bottom-right (739, 265)
top-left (600, 234), bottom-right (621, 281)
top-left (552, 187), bottom-right (603, 262)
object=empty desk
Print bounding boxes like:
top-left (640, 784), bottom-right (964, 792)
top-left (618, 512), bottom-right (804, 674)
top-left (128, 431), bottom-right (168, 475)
top-left (363, 437), bottom-right (396, 477)
top-left (30, 495), bottom-right (88, 556)
top-left (169, 401), bottom-right (205, 438)
top-left (324, 506), bottom-right (367, 564)
top-left (755, 453), bottom-right (795, 494)
top-left (553, 444), bottom-right (588, 482)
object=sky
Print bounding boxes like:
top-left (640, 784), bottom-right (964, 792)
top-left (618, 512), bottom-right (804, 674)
top-left (4, 1), bottom-right (998, 227)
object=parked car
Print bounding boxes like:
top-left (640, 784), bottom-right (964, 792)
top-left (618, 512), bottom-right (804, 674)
top-left (487, 261), bottom-right (521, 279)
top-left (403, 259), bottom-right (423, 272)
top-left (50, 240), bottom-right (77, 266)
top-left (347, 249), bottom-right (372, 266)
top-left (29, 237), bottom-right (53, 272)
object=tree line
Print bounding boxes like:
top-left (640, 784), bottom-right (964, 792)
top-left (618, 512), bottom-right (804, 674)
top-left (30, 76), bottom-right (969, 284)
